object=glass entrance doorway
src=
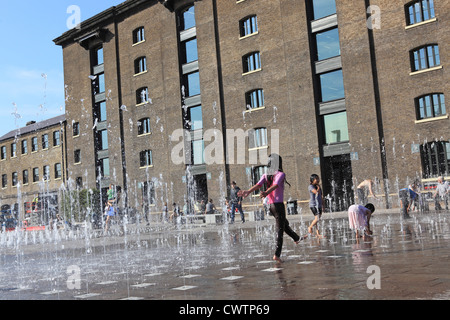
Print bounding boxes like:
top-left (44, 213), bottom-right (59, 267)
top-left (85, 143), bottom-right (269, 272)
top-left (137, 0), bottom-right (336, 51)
top-left (322, 154), bottom-right (354, 212)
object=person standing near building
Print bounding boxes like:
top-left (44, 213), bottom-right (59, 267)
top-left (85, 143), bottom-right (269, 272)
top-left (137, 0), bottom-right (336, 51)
top-left (230, 181), bottom-right (245, 224)
top-left (239, 154), bottom-right (300, 263)
top-left (356, 179), bottom-right (378, 205)
top-left (107, 184), bottom-right (117, 206)
top-left (434, 176), bottom-right (449, 211)
top-left (399, 182), bottom-right (418, 219)
top-left (308, 174), bottom-right (324, 238)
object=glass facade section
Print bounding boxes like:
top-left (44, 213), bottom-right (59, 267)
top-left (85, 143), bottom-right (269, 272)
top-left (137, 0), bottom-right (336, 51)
top-left (323, 112), bottom-right (349, 144)
top-left (319, 69), bottom-right (345, 102)
top-left (316, 28), bottom-right (340, 61)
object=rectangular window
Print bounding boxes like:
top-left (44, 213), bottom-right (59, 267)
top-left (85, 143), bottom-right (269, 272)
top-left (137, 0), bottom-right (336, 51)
top-left (315, 27), bottom-right (341, 61)
top-left (140, 150), bottom-right (153, 167)
top-left (319, 69), bottom-right (345, 102)
top-left (411, 45), bottom-right (440, 72)
top-left (98, 130), bottom-right (109, 151)
top-left (251, 166), bottom-right (268, 195)
top-left (323, 111), bottom-right (349, 144)
top-left (11, 143), bottom-right (17, 158)
top-left (240, 15), bottom-right (258, 37)
top-left (94, 101), bottom-right (107, 122)
top-left (312, 0), bottom-right (337, 20)
top-left (12, 172), bottom-right (18, 187)
top-left (21, 140), bottom-right (28, 154)
top-left (189, 106), bottom-right (203, 131)
top-left (55, 163), bottom-right (62, 179)
top-left (53, 131), bottom-right (61, 146)
top-left (92, 47), bottom-right (104, 66)
top-left (74, 149), bottom-right (81, 164)
top-left (99, 158), bottom-right (110, 177)
top-left (76, 177), bottom-right (83, 189)
top-left (31, 137), bottom-right (38, 152)
top-left (1, 174), bottom-right (7, 188)
top-left (406, 0), bottom-right (435, 25)
top-left (181, 38), bottom-right (198, 64)
top-left (243, 52), bottom-right (261, 73)
top-left (184, 71), bottom-right (201, 97)
top-left (93, 74), bottom-right (106, 94)
top-left (180, 5), bottom-right (196, 31)
top-left (141, 181), bottom-right (156, 205)
top-left (43, 165), bottom-right (50, 181)
top-left (42, 134), bottom-right (49, 149)
top-left (192, 140), bottom-right (205, 165)
top-left (1, 146), bottom-right (6, 160)
top-left (73, 122), bottom-right (80, 137)
top-left (421, 141), bottom-right (450, 178)
top-left (23, 170), bottom-right (29, 185)
top-left (33, 167), bottom-right (39, 183)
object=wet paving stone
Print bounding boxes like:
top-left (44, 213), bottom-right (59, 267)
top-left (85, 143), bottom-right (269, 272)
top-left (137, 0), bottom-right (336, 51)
top-left (1, 210), bottom-right (450, 300)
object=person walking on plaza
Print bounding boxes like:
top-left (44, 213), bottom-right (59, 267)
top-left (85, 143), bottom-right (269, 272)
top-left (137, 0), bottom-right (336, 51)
top-left (239, 154), bottom-right (300, 263)
top-left (230, 181), bottom-right (245, 223)
top-left (434, 176), bottom-right (449, 211)
top-left (356, 179), bottom-right (378, 205)
top-left (348, 203), bottom-right (375, 239)
top-left (308, 174), bottom-right (324, 238)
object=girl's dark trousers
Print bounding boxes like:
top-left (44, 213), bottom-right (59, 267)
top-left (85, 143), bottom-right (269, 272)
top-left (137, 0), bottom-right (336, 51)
top-left (269, 203), bottom-right (300, 258)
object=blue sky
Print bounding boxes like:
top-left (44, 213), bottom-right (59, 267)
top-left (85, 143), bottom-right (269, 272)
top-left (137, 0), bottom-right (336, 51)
top-left (0, 0), bottom-right (124, 136)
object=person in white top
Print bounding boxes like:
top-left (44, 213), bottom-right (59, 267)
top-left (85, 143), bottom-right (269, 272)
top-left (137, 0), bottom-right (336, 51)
top-left (434, 176), bottom-right (449, 211)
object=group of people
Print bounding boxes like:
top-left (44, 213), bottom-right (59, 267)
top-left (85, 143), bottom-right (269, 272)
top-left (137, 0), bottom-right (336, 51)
top-left (237, 153), bottom-right (376, 263)
top-left (104, 156), bottom-right (449, 261)
top-left (398, 176), bottom-right (449, 219)
top-left (160, 181), bottom-right (247, 225)
top-left (162, 199), bottom-right (219, 224)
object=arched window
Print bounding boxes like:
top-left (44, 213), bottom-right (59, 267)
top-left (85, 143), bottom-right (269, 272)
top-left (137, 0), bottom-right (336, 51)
top-left (416, 93), bottom-right (446, 120)
top-left (134, 56), bottom-right (147, 74)
top-left (242, 52), bottom-right (261, 73)
top-left (240, 15), bottom-right (258, 37)
top-left (133, 27), bottom-right (145, 44)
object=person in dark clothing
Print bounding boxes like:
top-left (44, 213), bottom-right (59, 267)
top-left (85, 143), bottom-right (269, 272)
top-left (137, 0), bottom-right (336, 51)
top-left (230, 181), bottom-right (245, 223)
top-left (399, 183), bottom-right (418, 219)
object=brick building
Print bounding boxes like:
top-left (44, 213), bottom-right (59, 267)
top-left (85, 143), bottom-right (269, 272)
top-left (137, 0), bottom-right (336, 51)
top-left (0, 115), bottom-right (67, 220)
top-left (51, 0), bottom-right (449, 215)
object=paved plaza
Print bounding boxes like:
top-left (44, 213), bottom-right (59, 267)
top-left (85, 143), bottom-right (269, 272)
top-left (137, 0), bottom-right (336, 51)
top-left (1, 208), bottom-right (450, 301)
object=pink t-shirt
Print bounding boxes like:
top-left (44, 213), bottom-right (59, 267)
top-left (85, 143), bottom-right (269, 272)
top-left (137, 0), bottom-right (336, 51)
top-left (257, 171), bottom-right (285, 204)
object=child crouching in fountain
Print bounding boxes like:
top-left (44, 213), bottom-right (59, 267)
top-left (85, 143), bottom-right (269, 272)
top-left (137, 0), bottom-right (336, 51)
top-left (348, 203), bottom-right (375, 239)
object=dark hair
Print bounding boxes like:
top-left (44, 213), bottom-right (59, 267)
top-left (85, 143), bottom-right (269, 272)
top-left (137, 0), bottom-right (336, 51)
top-left (365, 203), bottom-right (375, 213)
top-left (267, 154), bottom-right (291, 187)
top-left (310, 174), bottom-right (320, 184)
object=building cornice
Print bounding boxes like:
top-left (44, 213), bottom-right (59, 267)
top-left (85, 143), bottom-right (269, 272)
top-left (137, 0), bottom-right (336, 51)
top-left (53, 0), bottom-right (157, 47)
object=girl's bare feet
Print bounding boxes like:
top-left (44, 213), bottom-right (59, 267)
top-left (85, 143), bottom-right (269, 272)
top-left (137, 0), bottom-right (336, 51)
top-left (273, 255), bottom-right (283, 263)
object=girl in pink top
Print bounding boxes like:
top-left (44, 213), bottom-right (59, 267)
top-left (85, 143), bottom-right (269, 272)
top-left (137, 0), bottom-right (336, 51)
top-left (239, 154), bottom-right (301, 262)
